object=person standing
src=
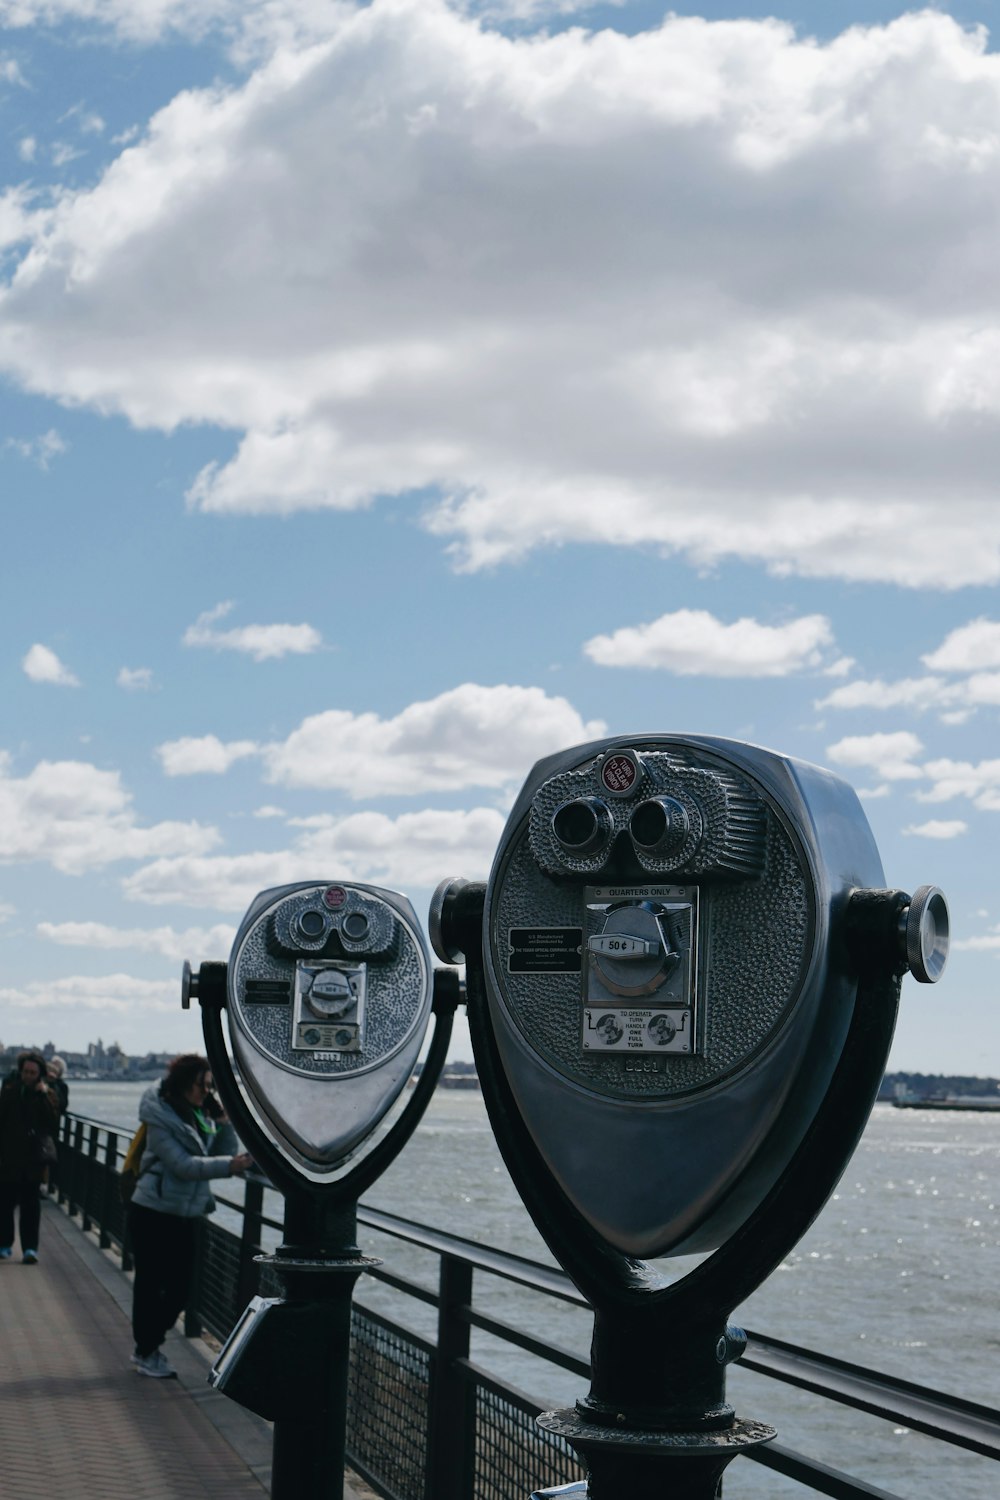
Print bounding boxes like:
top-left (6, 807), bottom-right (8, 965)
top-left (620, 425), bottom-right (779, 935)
top-left (46, 1056), bottom-right (69, 1115)
top-left (0, 1051), bottom-right (60, 1264)
top-left (128, 1052), bottom-right (252, 1378)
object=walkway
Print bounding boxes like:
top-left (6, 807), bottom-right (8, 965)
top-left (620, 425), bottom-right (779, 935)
top-left (0, 1197), bottom-right (371, 1500)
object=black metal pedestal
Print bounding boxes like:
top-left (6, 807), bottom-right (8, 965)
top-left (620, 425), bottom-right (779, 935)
top-left (264, 1198), bottom-right (379, 1500)
top-left (190, 961), bottom-right (462, 1500)
top-left (453, 886), bottom-right (906, 1500)
top-left (537, 1411), bottom-right (776, 1499)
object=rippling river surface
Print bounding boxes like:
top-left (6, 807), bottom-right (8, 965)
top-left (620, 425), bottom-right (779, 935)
top-left (71, 1083), bottom-right (999, 1498)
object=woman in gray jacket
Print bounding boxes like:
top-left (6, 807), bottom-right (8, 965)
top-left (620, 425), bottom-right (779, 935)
top-left (129, 1053), bottom-right (252, 1378)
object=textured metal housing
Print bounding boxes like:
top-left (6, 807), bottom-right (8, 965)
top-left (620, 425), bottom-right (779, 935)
top-left (227, 881), bottom-right (432, 1172)
top-left (483, 736), bottom-right (885, 1258)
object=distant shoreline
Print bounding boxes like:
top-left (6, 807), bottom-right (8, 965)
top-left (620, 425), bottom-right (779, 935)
top-left (70, 1071), bottom-right (482, 1088)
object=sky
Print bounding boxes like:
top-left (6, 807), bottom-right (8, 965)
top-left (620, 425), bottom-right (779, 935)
top-left (2, 0), bottom-right (1000, 1073)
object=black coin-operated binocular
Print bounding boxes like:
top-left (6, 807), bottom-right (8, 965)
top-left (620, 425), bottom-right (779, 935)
top-left (432, 735), bottom-right (948, 1499)
top-left (182, 880), bottom-right (461, 1500)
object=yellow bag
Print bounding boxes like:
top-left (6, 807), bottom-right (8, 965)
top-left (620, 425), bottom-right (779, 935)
top-left (119, 1121), bottom-right (147, 1203)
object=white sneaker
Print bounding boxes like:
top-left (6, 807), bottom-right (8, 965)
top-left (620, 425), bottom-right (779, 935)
top-left (134, 1348), bottom-right (177, 1379)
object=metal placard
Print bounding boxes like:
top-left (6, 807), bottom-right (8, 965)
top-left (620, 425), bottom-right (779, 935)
top-left (582, 884), bottom-right (698, 1055)
top-left (292, 961), bottom-right (366, 1053)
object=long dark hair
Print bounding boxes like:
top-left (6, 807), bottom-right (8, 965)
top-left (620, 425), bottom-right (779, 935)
top-left (17, 1050), bottom-right (48, 1083)
top-left (161, 1052), bottom-right (210, 1116)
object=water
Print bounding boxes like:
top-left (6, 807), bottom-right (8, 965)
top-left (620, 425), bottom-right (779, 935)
top-left (70, 1083), bottom-right (1000, 1497)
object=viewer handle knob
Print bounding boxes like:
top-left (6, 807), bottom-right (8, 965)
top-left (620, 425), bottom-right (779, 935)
top-left (181, 959), bottom-right (199, 1010)
top-left (899, 886), bottom-right (949, 984)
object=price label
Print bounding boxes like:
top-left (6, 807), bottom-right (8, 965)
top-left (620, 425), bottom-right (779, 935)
top-left (588, 934), bottom-right (658, 958)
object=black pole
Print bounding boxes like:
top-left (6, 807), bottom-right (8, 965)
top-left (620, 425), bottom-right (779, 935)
top-left (267, 1194), bottom-right (368, 1500)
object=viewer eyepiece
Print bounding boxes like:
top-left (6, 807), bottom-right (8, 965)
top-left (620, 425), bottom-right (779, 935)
top-left (551, 798), bottom-right (612, 855)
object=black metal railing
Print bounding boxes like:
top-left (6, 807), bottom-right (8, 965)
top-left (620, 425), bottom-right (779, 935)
top-left (51, 1111), bottom-right (1000, 1500)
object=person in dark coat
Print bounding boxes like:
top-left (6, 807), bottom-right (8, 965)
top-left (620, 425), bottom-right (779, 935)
top-left (0, 1051), bottom-right (60, 1263)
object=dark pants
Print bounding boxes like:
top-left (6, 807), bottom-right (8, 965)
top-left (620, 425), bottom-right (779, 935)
top-left (129, 1203), bottom-right (198, 1357)
top-left (0, 1179), bottom-right (42, 1252)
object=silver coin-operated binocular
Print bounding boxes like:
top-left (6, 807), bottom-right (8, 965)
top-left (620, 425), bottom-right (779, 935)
top-left (182, 881), bottom-right (461, 1500)
top-left (432, 735), bottom-right (948, 1499)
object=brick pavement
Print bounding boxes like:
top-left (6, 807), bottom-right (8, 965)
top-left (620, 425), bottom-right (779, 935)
top-left (0, 1198), bottom-right (372, 1500)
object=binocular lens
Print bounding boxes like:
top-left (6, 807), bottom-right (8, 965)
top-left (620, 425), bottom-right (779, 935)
top-left (296, 909), bottom-right (327, 940)
top-left (342, 912), bottom-right (370, 941)
top-left (551, 798), bottom-right (611, 855)
top-left (629, 797), bottom-right (689, 854)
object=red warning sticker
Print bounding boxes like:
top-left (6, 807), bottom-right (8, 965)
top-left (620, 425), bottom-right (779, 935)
top-left (323, 885), bottom-right (348, 910)
top-left (601, 754), bottom-right (638, 794)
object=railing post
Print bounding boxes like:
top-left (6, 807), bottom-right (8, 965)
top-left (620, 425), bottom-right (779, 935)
top-left (82, 1123), bottom-right (99, 1232)
top-left (99, 1131), bottom-right (118, 1249)
top-left (237, 1177), bottom-right (264, 1312)
top-left (426, 1254), bottom-right (476, 1500)
top-left (185, 1216), bottom-right (205, 1339)
top-left (68, 1119), bottom-right (85, 1218)
top-left (51, 1113), bottom-right (66, 1202)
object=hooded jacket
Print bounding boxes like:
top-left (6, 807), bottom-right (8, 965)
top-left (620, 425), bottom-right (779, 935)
top-left (130, 1086), bottom-right (239, 1218)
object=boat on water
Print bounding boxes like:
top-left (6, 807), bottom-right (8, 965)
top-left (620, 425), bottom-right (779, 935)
top-left (892, 1092), bottom-right (1000, 1111)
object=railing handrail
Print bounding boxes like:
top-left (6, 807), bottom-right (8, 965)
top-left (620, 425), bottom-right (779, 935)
top-left (742, 1330), bottom-right (1000, 1460)
top-left (55, 1106), bottom-right (1000, 1477)
top-left (358, 1204), bottom-right (586, 1305)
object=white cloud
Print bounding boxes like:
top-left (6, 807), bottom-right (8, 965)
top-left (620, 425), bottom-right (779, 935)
top-left (0, 0), bottom-right (345, 53)
top-left (0, 184), bottom-right (36, 251)
top-left (252, 804), bottom-right (286, 818)
top-left (117, 665), bottom-right (154, 690)
top-left (953, 929), bottom-right (1000, 953)
top-left (818, 661), bottom-right (1000, 719)
top-left (0, 973), bottom-right (177, 1014)
top-left (901, 819), bottom-right (968, 840)
top-left (38, 919), bottom-right (235, 961)
top-left (962, 672), bottom-right (1000, 706)
top-left (0, 900), bottom-right (15, 922)
top-left (263, 683), bottom-right (605, 795)
top-left (156, 684), bottom-right (599, 789)
top-left (0, 753), bottom-right (220, 874)
top-left (917, 757), bottom-right (1000, 809)
top-left (825, 731), bottom-right (925, 783)
top-left (18, 137), bottom-right (37, 162)
top-left (4, 11), bottom-right (1000, 585)
top-left (51, 141), bottom-right (83, 168)
top-left (122, 850), bottom-right (310, 911)
top-left (294, 806), bottom-right (506, 888)
top-left (817, 676), bottom-right (949, 714)
top-left (1, 55), bottom-right (27, 86)
top-left (123, 804), bottom-right (507, 910)
top-left (183, 600), bottom-right (323, 661)
top-left (22, 642), bottom-right (79, 685)
top-left (584, 609), bottom-right (835, 676)
top-left (157, 734), bottom-right (260, 776)
top-left (923, 618), bottom-right (1000, 673)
